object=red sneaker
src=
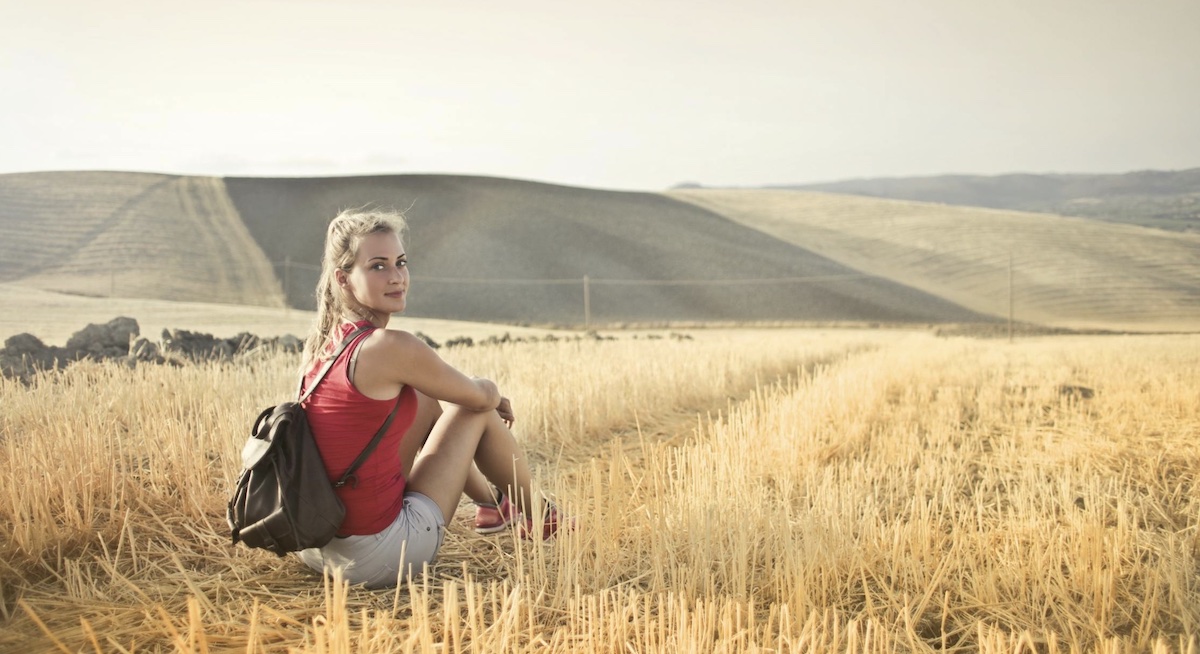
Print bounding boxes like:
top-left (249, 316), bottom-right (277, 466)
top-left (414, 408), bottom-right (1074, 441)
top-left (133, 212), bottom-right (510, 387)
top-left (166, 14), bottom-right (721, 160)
top-left (520, 503), bottom-right (574, 541)
top-left (474, 494), bottom-right (522, 534)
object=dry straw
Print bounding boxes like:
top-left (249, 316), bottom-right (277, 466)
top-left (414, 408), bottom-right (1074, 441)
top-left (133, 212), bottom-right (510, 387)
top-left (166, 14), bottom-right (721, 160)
top-left (1, 329), bottom-right (1198, 652)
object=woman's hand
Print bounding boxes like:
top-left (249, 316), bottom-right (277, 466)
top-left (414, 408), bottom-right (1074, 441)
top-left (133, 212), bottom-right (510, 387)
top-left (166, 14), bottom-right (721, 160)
top-left (496, 397), bottom-right (515, 428)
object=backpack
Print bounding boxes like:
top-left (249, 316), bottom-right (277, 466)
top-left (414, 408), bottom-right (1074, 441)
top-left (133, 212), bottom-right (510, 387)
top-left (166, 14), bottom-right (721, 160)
top-left (227, 326), bottom-right (403, 556)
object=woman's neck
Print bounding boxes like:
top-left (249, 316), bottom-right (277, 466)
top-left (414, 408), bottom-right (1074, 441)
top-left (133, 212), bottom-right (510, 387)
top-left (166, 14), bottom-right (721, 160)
top-left (343, 310), bottom-right (388, 329)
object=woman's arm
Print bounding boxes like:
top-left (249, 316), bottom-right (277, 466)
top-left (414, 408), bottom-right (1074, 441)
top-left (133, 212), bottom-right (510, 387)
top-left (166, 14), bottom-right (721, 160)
top-left (357, 329), bottom-right (500, 411)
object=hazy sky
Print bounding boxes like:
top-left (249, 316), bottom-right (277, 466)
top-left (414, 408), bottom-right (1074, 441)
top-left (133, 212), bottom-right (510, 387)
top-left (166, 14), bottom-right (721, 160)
top-left (3, 0), bottom-right (1198, 190)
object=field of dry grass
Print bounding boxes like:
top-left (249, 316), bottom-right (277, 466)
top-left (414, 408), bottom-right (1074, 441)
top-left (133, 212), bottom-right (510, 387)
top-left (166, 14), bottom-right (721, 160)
top-left (670, 189), bottom-right (1200, 333)
top-left (2, 325), bottom-right (1197, 652)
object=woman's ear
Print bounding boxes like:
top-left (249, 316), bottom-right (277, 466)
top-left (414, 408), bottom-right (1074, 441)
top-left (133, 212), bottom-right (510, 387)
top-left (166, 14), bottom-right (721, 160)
top-left (335, 270), bottom-right (348, 288)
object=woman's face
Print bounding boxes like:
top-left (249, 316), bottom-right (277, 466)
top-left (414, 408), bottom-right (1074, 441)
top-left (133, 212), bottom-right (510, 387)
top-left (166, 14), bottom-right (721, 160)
top-left (339, 230), bottom-right (409, 316)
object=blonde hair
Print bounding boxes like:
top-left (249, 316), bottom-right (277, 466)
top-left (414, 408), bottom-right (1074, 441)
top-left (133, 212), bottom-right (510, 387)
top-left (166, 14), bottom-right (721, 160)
top-left (302, 208), bottom-right (408, 368)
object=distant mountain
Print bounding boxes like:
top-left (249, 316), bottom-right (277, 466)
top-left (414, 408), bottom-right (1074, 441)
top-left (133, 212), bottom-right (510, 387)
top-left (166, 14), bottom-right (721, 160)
top-left (771, 169), bottom-right (1200, 233)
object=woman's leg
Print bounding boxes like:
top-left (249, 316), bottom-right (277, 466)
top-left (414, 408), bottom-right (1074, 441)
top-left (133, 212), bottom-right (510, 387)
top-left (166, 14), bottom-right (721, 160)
top-left (401, 390), bottom-right (497, 505)
top-left (406, 405), bottom-right (534, 523)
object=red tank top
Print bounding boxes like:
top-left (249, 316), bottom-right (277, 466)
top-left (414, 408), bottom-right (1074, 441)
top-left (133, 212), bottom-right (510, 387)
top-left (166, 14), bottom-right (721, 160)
top-left (302, 321), bottom-right (419, 535)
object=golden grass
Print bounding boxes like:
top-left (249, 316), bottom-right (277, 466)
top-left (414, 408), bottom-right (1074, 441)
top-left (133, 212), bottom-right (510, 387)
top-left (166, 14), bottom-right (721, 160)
top-left (2, 328), bottom-right (1198, 652)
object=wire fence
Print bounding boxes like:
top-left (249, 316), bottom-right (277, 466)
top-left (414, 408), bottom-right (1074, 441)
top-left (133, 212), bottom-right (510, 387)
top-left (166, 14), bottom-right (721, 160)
top-left (269, 258), bottom-right (981, 328)
top-left (223, 253), bottom-right (1200, 335)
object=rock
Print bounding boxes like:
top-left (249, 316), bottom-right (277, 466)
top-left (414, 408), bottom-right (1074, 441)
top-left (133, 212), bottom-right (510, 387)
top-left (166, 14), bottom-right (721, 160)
top-left (232, 332), bottom-right (262, 352)
top-left (1057, 384), bottom-right (1095, 400)
top-left (4, 332), bottom-right (47, 355)
top-left (129, 337), bottom-right (161, 362)
top-left (65, 317), bottom-right (139, 354)
top-left (160, 329), bottom-right (305, 361)
top-left (1, 332), bottom-right (66, 381)
top-left (444, 333), bottom-right (475, 350)
top-left (162, 328), bottom-right (232, 361)
top-left (413, 331), bottom-right (440, 349)
top-left (275, 334), bottom-right (303, 352)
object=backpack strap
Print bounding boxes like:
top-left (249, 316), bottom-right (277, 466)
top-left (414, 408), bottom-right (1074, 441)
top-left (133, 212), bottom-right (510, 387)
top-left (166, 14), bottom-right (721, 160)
top-left (298, 324), bottom-right (404, 490)
top-left (298, 326), bottom-right (372, 403)
top-left (334, 392), bottom-right (403, 489)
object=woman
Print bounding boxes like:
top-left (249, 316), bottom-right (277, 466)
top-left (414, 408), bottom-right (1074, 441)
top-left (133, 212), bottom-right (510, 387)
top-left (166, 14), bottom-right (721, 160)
top-left (297, 208), bottom-right (562, 589)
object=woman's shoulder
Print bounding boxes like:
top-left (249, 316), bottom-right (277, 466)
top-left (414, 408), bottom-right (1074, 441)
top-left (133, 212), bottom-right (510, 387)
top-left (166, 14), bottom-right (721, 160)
top-left (355, 326), bottom-right (444, 386)
top-left (361, 326), bottom-right (432, 358)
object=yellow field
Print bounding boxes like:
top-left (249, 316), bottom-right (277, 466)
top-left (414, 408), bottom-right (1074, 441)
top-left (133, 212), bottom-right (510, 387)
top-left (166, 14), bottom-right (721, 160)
top-left (2, 328), bottom-right (1198, 652)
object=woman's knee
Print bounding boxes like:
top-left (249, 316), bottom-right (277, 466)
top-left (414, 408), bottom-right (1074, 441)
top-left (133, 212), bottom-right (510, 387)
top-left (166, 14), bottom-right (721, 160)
top-left (423, 405), bottom-right (493, 453)
top-left (436, 403), bottom-right (491, 428)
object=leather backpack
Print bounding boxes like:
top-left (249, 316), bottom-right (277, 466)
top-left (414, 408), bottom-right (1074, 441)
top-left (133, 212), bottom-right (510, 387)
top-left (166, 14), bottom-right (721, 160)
top-left (227, 326), bottom-right (402, 556)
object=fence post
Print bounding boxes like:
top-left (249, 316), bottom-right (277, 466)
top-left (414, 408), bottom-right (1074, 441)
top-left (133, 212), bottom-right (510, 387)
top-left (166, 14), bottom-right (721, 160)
top-left (583, 275), bottom-right (591, 327)
top-left (283, 256), bottom-right (291, 302)
top-left (1008, 252), bottom-right (1014, 343)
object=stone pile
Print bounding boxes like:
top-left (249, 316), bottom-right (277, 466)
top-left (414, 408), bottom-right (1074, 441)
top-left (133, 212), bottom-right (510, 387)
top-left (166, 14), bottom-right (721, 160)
top-left (0, 317), bottom-right (302, 382)
top-left (434, 330), bottom-right (619, 350)
top-left (2, 317), bottom-right (657, 382)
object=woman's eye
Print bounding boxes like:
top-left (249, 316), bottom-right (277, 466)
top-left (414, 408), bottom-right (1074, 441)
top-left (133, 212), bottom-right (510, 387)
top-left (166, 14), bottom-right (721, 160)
top-left (398, 260), bottom-right (407, 268)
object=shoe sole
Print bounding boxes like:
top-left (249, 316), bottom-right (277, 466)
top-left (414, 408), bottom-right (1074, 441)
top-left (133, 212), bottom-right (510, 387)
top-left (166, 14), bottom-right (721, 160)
top-left (474, 523), bottom-right (513, 534)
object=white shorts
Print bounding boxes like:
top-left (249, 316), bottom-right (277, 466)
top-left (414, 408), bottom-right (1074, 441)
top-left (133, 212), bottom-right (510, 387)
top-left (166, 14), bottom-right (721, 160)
top-left (298, 491), bottom-right (446, 589)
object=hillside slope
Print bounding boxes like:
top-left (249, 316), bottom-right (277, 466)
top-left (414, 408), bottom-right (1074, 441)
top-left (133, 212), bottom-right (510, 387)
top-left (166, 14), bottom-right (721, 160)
top-left (780, 169), bottom-right (1200, 233)
top-left (225, 175), bottom-right (980, 324)
top-left (11, 171), bottom-right (1195, 330)
top-left (670, 189), bottom-right (1200, 332)
top-left (0, 172), bottom-right (283, 306)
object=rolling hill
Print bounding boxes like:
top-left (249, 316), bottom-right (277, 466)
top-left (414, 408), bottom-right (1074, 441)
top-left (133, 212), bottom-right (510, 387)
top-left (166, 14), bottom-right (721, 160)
top-left (669, 189), bottom-right (1200, 332)
top-left (0, 172), bottom-right (282, 306)
top-left (774, 169), bottom-right (1200, 233)
top-left (2, 170), bottom-right (1197, 331)
top-left (223, 174), bottom-right (980, 324)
